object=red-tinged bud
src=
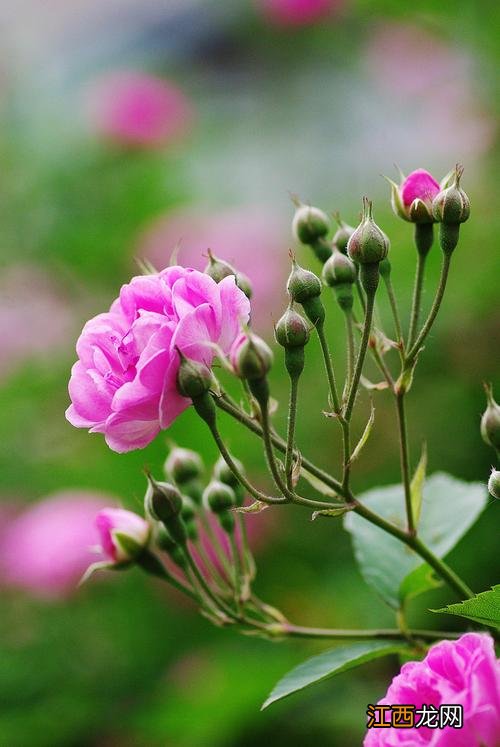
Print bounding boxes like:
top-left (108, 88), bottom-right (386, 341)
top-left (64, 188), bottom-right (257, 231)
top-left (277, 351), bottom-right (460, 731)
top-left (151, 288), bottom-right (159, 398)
top-left (347, 198), bottom-right (389, 266)
top-left (275, 306), bottom-right (310, 348)
top-left (95, 508), bottom-right (150, 565)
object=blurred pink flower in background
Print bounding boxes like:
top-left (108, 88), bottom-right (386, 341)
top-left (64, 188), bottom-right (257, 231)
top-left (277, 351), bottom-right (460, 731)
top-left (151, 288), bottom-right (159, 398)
top-left (0, 264), bottom-right (77, 383)
top-left (255, 0), bottom-right (344, 26)
top-left (364, 633), bottom-right (500, 746)
top-left (137, 207), bottom-right (288, 329)
top-left (365, 23), bottom-right (495, 158)
top-left (86, 71), bottom-right (194, 149)
top-left (0, 491), bottom-right (116, 598)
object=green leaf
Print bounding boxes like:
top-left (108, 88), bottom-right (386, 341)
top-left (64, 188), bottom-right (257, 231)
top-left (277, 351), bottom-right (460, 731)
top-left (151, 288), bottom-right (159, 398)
top-left (432, 585), bottom-right (500, 628)
top-left (399, 563), bottom-right (441, 603)
top-left (344, 473), bottom-right (487, 609)
top-left (311, 506), bottom-right (353, 521)
top-left (261, 641), bottom-right (407, 710)
top-left (410, 443), bottom-right (427, 527)
top-left (348, 402), bottom-right (375, 466)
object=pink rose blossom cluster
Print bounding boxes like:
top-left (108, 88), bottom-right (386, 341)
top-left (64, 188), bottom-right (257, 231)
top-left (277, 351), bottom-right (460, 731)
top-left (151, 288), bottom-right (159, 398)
top-left (66, 267), bottom-right (250, 452)
top-left (365, 633), bottom-right (500, 747)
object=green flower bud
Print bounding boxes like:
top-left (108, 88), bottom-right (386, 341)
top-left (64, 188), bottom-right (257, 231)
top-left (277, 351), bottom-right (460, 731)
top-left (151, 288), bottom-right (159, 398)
top-left (488, 469), bottom-right (500, 500)
top-left (203, 480), bottom-right (236, 514)
top-left (322, 251), bottom-right (356, 287)
top-left (275, 306), bottom-right (310, 348)
top-left (176, 354), bottom-right (213, 399)
top-left (145, 476), bottom-right (183, 523)
top-left (204, 250), bottom-right (235, 282)
top-left (347, 198), bottom-right (390, 265)
top-left (292, 204), bottom-right (330, 245)
top-left (204, 250), bottom-right (253, 298)
top-left (287, 261), bottom-right (322, 303)
top-left (180, 494), bottom-right (197, 524)
top-left (213, 454), bottom-right (244, 488)
top-left (164, 446), bottom-right (204, 484)
top-left (432, 165), bottom-right (470, 224)
top-left (230, 332), bottom-right (273, 380)
top-left (481, 384), bottom-right (500, 453)
top-left (332, 214), bottom-right (355, 254)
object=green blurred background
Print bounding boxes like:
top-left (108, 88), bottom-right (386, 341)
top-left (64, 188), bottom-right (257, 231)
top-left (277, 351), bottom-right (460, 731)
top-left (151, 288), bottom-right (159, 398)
top-left (0, 0), bottom-right (498, 745)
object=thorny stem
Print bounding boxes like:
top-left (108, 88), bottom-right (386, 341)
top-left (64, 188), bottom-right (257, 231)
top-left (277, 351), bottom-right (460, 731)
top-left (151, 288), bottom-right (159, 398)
top-left (383, 274), bottom-right (404, 351)
top-left (344, 288), bottom-right (376, 422)
top-left (316, 321), bottom-right (342, 415)
top-left (395, 392), bottom-right (415, 536)
top-left (344, 309), bottom-right (355, 393)
top-left (407, 251), bottom-right (427, 349)
top-left (285, 375), bottom-right (299, 490)
top-left (406, 253), bottom-right (452, 365)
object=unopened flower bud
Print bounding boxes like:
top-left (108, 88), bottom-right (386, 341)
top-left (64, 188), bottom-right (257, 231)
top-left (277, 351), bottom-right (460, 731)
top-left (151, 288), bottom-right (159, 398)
top-left (230, 332), bottom-right (273, 380)
top-left (292, 203), bottom-right (330, 245)
top-left (332, 214), bottom-right (355, 254)
top-left (347, 198), bottom-right (390, 266)
top-left (481, 384), bottom-right (500, 453)
top-left (145, 476), bottom-right (183, 523)
top-left (176, 353), bottom-right (213, 399)
top-left (164, 446), bottom-right (203, 485)
top-left (387, 168), bottom-right (440, 224)
top-left (214, 454), bottom-right (244, 488)
top-left (379, 257), bottom-right (391, 278)
top-left (95, 508), bottom-right (150, 565)
top-left (287, 261), bottom-right (322, 303)
top-left (432, 165), bottom-right (470, 225)
top-left (287, 261), bottom-right (325, 325)
top-left (488, 469), bottom-right (500, 500)
top-left (203, 480), bottom-right (236, 514)
top-left (204, 250), bottom-right (253, 298)
top-left (322, 251), bottom-right (356, 287)
top-left (275, 306), bottom-right (310, 348)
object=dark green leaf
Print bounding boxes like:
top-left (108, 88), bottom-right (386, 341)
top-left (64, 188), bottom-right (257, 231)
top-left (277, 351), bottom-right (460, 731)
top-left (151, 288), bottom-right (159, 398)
top-left (432, 585), bottom-right (500, 628)
top-left (262, 641), bottom-right (407, 710)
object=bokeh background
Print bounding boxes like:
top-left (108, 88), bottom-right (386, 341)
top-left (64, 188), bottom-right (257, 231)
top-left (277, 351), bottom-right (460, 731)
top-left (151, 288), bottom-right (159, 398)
top-left (0, 1), bottom-right (498, 745)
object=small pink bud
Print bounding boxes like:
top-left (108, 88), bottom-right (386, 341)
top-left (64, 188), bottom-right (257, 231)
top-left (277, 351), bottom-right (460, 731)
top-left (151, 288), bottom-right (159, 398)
top-left (386, 168), bottom-right (440, 224)
top-left (95, 508), bottom-right (150, 564)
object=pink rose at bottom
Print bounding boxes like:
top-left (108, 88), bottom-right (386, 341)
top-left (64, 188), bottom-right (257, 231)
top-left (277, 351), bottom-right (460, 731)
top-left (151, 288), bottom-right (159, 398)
top-left (364, 633), bottom-right (500, 747)
top-left (0, 492), bottom-right (113, 598)
top-left (256, 0), bottom-right (344, 27)
top-left (95, 508), bottom-right (150, 564)
top-left (66, 266), bottom-right (250, 453)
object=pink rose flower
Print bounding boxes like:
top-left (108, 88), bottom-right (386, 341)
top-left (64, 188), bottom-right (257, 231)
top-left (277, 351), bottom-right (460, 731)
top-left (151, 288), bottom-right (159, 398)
top-left (95, 508), bottom-right (150, 563)
top-left (66, 267), bottom-right (250, 453)
top-left (86, 71), bottom-right (193, 149)
top-left (364, 633), bottom-right (500, 746)
top-left (256, 0), bottom-right (344, 27)
top-left (0, 491), bottom-right (114, 598)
